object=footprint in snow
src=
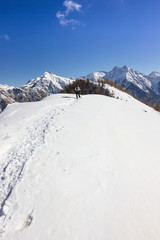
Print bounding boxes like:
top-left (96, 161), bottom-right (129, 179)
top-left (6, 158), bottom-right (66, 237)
top-left (16, 212), bottom-right (33, 231)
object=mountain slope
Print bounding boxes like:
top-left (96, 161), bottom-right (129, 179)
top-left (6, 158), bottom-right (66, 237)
top-left (0, 84), bottom-right (47, 113)
top-left (0, 92), bottom-right (160, 240)
top-left (148, 71), bottom-right (160, 82)
top-left (0, 72), bottom-right (74, 113)
top-left (84, 66), bottom-right (160, 102)
top-left (23, 71), bottom-right (74, 94)
top-left (84, 66), bottom-right (152, 91)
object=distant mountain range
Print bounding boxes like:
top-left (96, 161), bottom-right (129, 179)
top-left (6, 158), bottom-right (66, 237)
top-left (1, 66), bottom-right (160, 113)
top-left (83, 65), bottom-right (160, 100)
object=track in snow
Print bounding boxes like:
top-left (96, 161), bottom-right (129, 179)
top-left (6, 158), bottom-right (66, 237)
top-left (0, 97), bottom-right (76, 235)
top-left (1, 94), bottom-right (160, 240)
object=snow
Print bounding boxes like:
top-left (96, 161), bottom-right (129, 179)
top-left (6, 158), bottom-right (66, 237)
top-left (83, 66), bottom-right (160, 95)
top-left (147, 72), bottom-right (160, 93)
top-left (24, 71), bottom-right (75, 94)
top-left (149, 71), bottom-right (160, 79)
top-left (0, 84), bottom-right (14, 91)
top-left (84, 71), bottom-right (107, 82)
top-left (1, 66), bottom-right (160, 115)
top-left (105, 66), bottom-right (153, 91)
top-left (0, 91), bottom-right (160, 240)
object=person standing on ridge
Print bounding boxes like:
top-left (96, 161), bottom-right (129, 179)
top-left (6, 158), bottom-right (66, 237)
top-left (75, 85), bottom-right (81, 99)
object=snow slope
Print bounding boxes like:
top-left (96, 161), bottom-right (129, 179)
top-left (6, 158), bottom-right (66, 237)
top-left (0, 91), bottom-right (160, 240)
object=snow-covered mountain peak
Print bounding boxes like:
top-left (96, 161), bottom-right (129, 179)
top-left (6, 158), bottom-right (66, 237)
top-left (0, 84), bottom-right (14, 90)
top-left (110, 65), bottom-right (131, 75)
top-left (112, 66), bottom-right (119, 70)
top-left (122, 65), bottom-right (130, 70)
top-left (106, 66), bottom-right (152, 91)
top-left (148, 71), bottom-right (160, 78)
top-left (112, 65), bottom-right (130, 72)
top-left (24, 71), bottom-right (74, 94)
top-left (41, 71), bottom-right (59, 79)
top-left (106, 65), bottom-right (129, 81)
top-left (83, 66), bottom-right (159, 98)
top-left (84, 71), bottom-right (107, 82)
top-left (27, 71), bottom-right (59, 84)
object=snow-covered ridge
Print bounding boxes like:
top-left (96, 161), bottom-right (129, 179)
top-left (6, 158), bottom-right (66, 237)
top-left (0, 93), bottom-right (160, 239)
top-left (83, 71), bottom-right (107, 82)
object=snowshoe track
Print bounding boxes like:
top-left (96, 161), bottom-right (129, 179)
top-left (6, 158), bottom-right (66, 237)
top-left (0, 99), bottom-right (76, 235)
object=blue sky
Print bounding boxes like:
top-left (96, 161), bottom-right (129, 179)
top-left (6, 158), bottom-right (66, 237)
top-left (0, 0), bottom-right (160, 86)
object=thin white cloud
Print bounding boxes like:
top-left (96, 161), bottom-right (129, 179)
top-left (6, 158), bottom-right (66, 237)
top-left (56, 11), bottom-right (66, 19)
top-left (64, 0), bottom-right (82, 15)
top-left (0, 34), bottom-right (10, 40)
top-left (56, 14), bottom-right (79, 26)
top-left (56, 0), bottom-right (82, 28)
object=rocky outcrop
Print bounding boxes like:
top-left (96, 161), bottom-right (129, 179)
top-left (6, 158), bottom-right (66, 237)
top-left (0, 86), bottom-right (47, 113)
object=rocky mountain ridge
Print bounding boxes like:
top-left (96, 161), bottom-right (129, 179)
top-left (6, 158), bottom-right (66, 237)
top-left (0, 72), bottom-right (75, 113)
top-left (84, 65), bottom-right (160, 94)
top-left (83, 65), bottom-right (160, 103)
top-left (1, 66), bottom-right (160, 113)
